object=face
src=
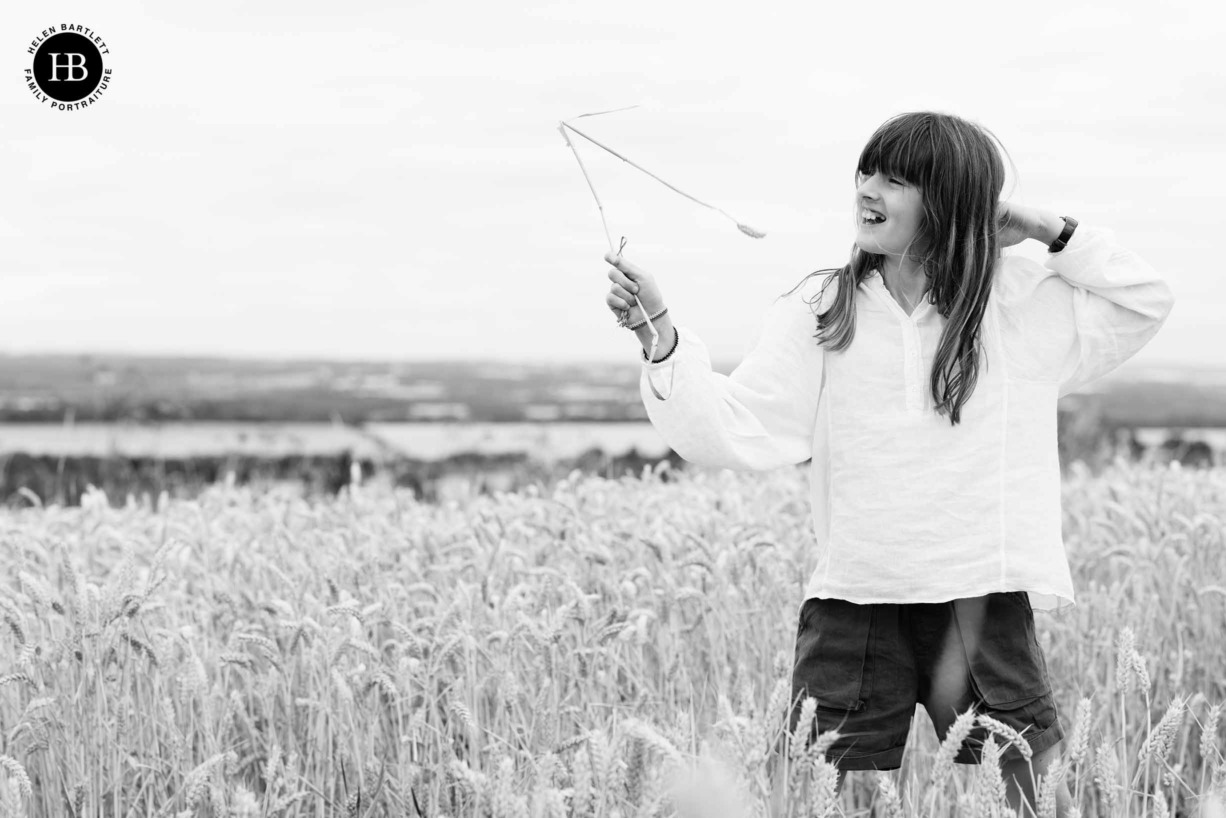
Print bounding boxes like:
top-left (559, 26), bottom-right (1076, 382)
top-left (852, 170), bottom-right (926, 258)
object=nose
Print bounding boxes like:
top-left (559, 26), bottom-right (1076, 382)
top-left (856, 173), bottom-right (881, 202)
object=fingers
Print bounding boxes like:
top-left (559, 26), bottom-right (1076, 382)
top-left (606, 264), bottom-right (639, 296)
top-left (613, 283), bottom-right (639, 310)
top-left (603, 251), bottom-right (646, 281)
top-left (602, 250), bottom-right (652, 316)
top-left (606, 290), bottom-right (637, 312)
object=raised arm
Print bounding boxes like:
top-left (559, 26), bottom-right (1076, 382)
top-left (992, 214), bottom-right (1174, 397)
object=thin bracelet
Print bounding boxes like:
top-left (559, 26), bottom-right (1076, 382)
top-left (627, 306), bottom-right (668, 331)
top-left (642, 327), bottom-right (680, 363)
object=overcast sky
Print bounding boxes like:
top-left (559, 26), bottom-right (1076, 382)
top-left (3, 0), bottom-right (1221, 370)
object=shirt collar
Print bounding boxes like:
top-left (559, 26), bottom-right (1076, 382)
top-left (866, 269), bottom-right (934, 319)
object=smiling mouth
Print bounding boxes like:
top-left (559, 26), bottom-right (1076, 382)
top-left (860, 208), bottom-right (886, 225)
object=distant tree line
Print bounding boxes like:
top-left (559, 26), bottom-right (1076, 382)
top-left (0, 448), bottom-right (693, 508)
top-left (1, 404), bottom-right (1218, 508)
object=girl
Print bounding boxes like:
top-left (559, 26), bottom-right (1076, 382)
top-left (601, 111), bottom-right (1174, 816)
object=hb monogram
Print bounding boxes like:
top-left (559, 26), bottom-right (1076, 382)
top-left (48, 53), bottom-right (89, 82)
top-left (26, 27), bottom-right (112, 108)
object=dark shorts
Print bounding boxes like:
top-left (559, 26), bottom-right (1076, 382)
top-left (789, 592), bottom-right (1064, 772)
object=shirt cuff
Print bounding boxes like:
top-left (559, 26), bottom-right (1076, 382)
top-left (640, 327), bottom-right (681, 368)
top-left (1044, 224), bottom-right (1115, 280)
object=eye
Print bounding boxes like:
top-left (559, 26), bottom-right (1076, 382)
top-left (888, 177), bottom-right (905, 186)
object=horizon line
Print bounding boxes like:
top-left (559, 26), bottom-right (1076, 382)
top-left (0, 349), bottom-right (1214, 374)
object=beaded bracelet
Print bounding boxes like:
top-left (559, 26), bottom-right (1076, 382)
top-left (642, 327), bottom-right (680, 364)
top-left (627, 306), bottom-right (668, 331)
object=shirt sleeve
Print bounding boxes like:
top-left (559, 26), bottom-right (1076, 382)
top-left (637, 276), bottom-right (829, 471)
top-left (992, 224), bottom-right (1175, 398)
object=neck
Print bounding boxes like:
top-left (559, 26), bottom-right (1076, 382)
top-left (879, 254), bottom-right (929, 301)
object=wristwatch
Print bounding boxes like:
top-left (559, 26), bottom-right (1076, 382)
top-left (1048, 216), bottom-right (1078, 253)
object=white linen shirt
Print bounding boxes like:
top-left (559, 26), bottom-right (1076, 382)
top-left (638, 226), bottom-right (1174, 611)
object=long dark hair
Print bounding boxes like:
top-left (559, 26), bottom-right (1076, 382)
top-left (783, 111), bottom-right (1009, 425)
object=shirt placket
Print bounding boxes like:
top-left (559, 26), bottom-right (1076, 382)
top-left (901, 320), bottom-right (923, 413)
top-left (868, 274), bottom-right (931, 416)
top-left (870, 275), bottom-right (926, 413)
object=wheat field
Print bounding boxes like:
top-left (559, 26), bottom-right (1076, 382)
top-left (0, 457), bottom-right (1223, 817)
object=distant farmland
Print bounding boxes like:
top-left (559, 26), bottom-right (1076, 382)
top-left (0, 354), bottom-right (649, 424)
top-left (3, 353), bottom-right (1225, 427)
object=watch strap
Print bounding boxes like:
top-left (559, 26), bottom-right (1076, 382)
top-left (1048, 216), bottom-right (1079, 253)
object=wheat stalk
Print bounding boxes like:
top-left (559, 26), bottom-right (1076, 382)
top-left (976, 713), bottom-right (1033, 762)
top-left (931, 709), bottom-right (977, 788)
top-left (1, 447), bottom-right (1225, 815)
top-left (558, 105), bottom-right (766, 378)
top-left (0, 756), bottom-right (32, 802)
top-left (1202, 704), bottom-right (1222, 766)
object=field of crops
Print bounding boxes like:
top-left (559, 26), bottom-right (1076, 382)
top-left (0, 457), bottom-right (1223, 817)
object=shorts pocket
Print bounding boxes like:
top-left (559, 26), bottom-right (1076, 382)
top-left (953, 592), bottom-right (1051, 708)
top-left (792, 598), bottom-right (873, 711)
